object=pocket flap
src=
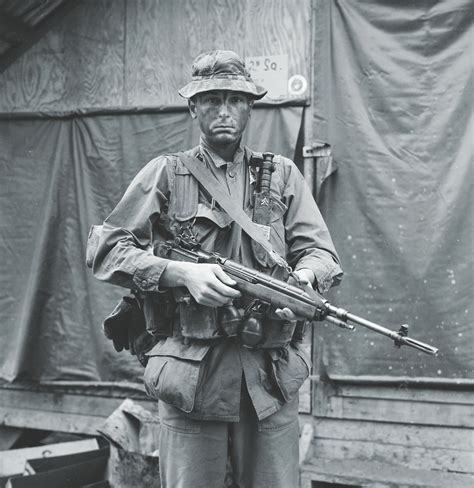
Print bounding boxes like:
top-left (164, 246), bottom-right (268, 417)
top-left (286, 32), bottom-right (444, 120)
top-left (270, 344), bottom-right (311, 403)
top-left (146, 337), bottom-right (210, 361)
top-left (196, 203), bottom-right (234, 228)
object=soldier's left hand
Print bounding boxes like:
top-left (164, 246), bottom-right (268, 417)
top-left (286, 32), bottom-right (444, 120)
top-left (274, 268), bottom-right (315, 321)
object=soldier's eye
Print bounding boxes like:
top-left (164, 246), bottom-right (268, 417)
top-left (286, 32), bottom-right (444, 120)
top-left (230, 95), bottom-right (245, 104)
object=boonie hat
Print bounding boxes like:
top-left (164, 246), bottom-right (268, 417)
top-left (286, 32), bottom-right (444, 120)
top-left (178, 50), bottom-right (267, 100)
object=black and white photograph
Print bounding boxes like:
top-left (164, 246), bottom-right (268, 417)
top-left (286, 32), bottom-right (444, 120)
top-left (0, 1), bottom-right (472, 487)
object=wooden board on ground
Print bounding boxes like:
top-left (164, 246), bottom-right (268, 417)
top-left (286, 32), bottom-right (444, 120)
top-left (0, 438), bottom-right (99, 477)
top-left (0, 427), bottom-right (23, 451)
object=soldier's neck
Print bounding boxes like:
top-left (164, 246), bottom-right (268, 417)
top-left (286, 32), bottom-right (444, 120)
top-left (202, 137), bottom-right (240, 162)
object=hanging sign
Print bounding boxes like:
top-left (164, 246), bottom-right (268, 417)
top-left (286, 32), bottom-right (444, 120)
top-left (245, 54), bottom-right (288, 100)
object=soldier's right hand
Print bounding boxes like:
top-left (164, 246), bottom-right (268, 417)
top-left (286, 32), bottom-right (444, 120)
top-left (162, 261), bottom-right (240, 307)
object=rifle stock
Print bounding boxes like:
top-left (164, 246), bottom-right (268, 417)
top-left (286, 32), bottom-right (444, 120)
top-left (158, 238), bottom-right (439, 356)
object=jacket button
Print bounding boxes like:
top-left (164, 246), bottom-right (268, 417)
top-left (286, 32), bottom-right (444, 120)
top-left (141, 280), bottom-right (148, 287)
top-left (228, 171), bottom-right (235, 178)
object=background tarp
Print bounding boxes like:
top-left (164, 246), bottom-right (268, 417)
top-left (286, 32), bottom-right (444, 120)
top-left (314, 0), bottom-right (472, 380)
top-left (0, 106), bottom-right (303, 382)
top-left (0, 0), bottom-right (471, 384)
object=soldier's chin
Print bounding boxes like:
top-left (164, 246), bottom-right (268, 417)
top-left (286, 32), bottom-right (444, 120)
top-left (212, 132), bottom-right (239, 145)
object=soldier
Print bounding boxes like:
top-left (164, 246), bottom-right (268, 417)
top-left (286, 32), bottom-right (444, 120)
top-left (92, 50), bottom-right (342, 487)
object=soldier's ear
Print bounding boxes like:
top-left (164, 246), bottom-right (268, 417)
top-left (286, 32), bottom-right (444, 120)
top-left (188, 98), bottom-right (198, 119)
top-left (247, 97), bottom-right (254, 120)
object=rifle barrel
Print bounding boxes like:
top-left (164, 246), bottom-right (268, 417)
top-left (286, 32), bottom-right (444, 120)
top-left (398, 336), bottom-right (439, 355)
top-left (326, 304), bottom-right (438, 355)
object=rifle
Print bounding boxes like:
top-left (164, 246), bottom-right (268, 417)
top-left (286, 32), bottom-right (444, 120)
top-left (158, 236), bottom-right (438, 355)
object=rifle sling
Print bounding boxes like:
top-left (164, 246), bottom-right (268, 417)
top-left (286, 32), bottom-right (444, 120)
top-left (178, 151), bottom-right (288, 269)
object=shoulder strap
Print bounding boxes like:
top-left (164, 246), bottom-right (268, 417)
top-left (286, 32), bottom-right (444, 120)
top-left (177, 151), bottom-right (289, 270)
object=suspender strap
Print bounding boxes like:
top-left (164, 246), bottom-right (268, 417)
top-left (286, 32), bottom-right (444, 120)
top-left (177, 151), bottom-right (289, 270)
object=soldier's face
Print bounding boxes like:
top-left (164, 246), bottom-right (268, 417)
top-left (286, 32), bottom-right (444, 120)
top-left (189, 90), bottom-right (253, 148)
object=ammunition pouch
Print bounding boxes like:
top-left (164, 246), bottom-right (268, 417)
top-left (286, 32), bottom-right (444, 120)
top-left (259, 317), bottom-right (298, 349)
top-left (176, 296), bottom-right (222, 340)
top-left (141, 289), bottom-right (176, 338)
top-left (170, 290), bottom-right (299, 348)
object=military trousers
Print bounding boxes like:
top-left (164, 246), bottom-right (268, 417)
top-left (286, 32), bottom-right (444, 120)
top-left (157, 385), bottom-right (300, 488)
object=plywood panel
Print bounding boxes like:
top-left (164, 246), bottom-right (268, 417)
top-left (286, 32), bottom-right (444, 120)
top-left (0, 0), bottom-right (125, 112)
top-left (244, 0), bottom-right (309, 76)
top-left (125, 0), bottom-right (310, 106)
top-left (57, 0), bottom-right (125, 109)
top-left (0, 0), bottom-right (310, 111)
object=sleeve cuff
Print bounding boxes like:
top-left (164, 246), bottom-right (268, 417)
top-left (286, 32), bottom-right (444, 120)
top-left (132, 254), bottom-right (169, 292)
top-left (295, 256), bottom-right (343, 294)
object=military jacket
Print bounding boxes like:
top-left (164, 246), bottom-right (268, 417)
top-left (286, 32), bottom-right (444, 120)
top-left (92, 141), bottom-right (342, 421)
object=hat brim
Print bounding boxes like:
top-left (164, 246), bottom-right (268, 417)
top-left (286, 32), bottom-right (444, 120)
top-left (178, 78), bottom-right (267, 100)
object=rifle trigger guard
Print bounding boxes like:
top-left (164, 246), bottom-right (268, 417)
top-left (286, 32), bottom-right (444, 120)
top-left (243, 299), bottom-right (267, 316)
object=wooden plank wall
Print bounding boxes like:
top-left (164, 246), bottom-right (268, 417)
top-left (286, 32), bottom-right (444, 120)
top-left (300, 381), bottom-right (474, 487)
top-left (0, 0), bottom-right (310, 112)
top-left (0, 381), bottom-right (157, 436)
top-left (312, 382), bottom-right (474, 473)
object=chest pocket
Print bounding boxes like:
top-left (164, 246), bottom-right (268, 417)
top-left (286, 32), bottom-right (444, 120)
top-left (168, 163), bottom-right (199, 223)
top-left (168, 159), bottom-right (234, 242)
top-left (191, 203), bottom-right (234, 245)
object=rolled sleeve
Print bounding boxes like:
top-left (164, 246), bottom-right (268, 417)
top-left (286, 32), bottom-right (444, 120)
top-left (294, 253), bottom-right (340, 294)
top-left (279, 157), bottom-right (343, 293)
top-left (92, 156), bottom-right (172, 291)
top-left (131, 253), bottom-right (169, 291)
